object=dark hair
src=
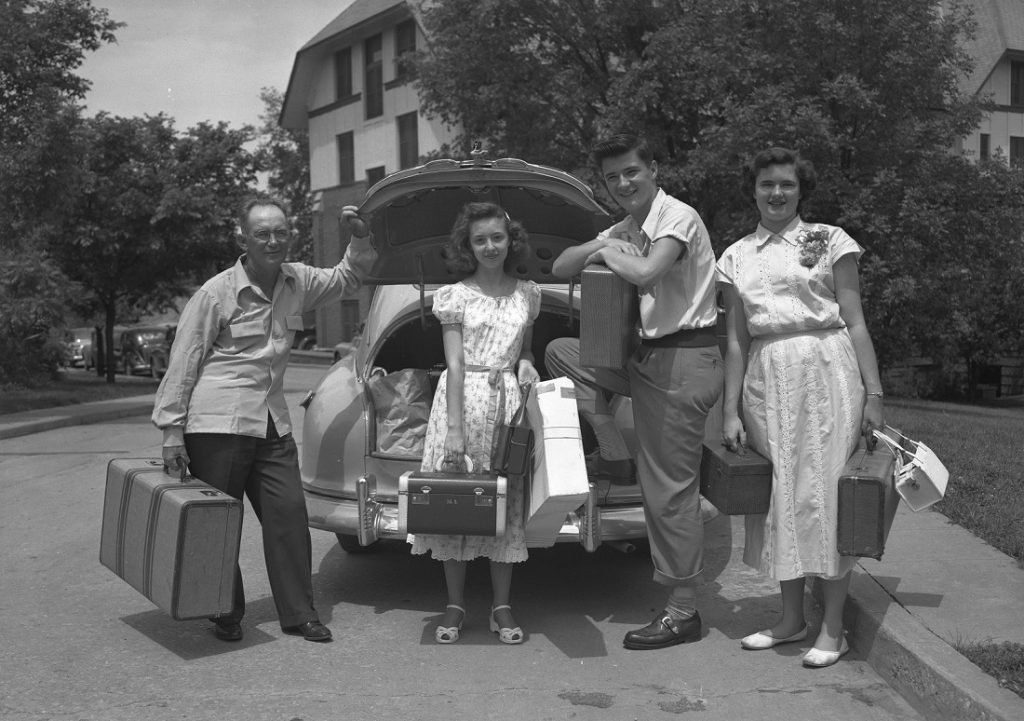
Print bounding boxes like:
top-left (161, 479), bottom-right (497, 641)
top-left (444, 202), bottom-right (529, 275)
top-left (592, 133), bottom-right (655, 168)
top-left (742, 147), bottom-right (817, 213)
top-left (239, 194), bottom-right (290, 232)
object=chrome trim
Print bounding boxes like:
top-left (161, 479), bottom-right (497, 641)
top-left (306, 485), bottom-right (647, 546)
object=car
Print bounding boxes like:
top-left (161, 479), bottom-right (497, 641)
top-left (145, 326), bottom-right (177, 379)
top-left (64, 327), bottom-right (94, 369)
top-left (117, 325), bottom-right (175, 377)
top-left (300, 156), bottom-right (659, 555)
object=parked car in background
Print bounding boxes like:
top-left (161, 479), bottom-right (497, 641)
top-left (145, 326), bottom-right (177, 379)
top-left (117, 325), bottom-right (175, 377)
top-left (64, 327), bottom-right (94, 369)
top-left (299, 156), bottom-right (658, 555)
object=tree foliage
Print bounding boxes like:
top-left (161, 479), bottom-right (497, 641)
top-left (413, 0), bottom-right (1022, 393)
top-left (47, 113), bottom-right (258, 380)
top-left (0, 0), bottom-right (120, 386)
top-left (255, 87), bottom-right (313, 262)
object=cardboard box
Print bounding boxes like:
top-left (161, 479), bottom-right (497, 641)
top-left (579, 265), bottom-right (638, 368)
top-left (522, 377), bottom-right (590, 546)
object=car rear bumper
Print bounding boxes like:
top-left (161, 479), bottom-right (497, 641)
top-left (304, 478), bottom-right (648, 550)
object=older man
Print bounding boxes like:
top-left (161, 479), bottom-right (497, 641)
top-left (546, 134), bottom-right (722, 650)
top-left (153, 195), bottom-right (375, 642)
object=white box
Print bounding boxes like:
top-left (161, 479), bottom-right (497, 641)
top-left (522, 377), bottom-right (590, 547)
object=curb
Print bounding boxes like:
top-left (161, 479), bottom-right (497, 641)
top-left (0, 400), bottom-right (155, 440)
top-left (815, 570), bottom-right (1024, 721)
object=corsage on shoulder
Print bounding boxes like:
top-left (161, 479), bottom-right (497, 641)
top-left (797, 227), bottom-right (829, 268)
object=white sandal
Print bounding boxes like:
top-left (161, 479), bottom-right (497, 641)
top-left (434, 604), bottom-right (465, 644)
top-left (489, 605), bottom-right (524, 645)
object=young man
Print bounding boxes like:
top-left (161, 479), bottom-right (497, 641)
top-left (545, 134), bottom-right (722, 649)
top-left (153, 195), bottom-right (375, 643)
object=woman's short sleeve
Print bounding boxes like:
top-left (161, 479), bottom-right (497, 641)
top-left (716, 243), bottom-right (739, 285)
top-left (524, 281), bottom-right (541, 322)
top-left (432, 283), bottom-right (465, 325)
top-left (829, 226), bottom-right (864, 265)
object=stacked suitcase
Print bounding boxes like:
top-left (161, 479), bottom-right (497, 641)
top-left (100, 459), bottom-right (242, 620)
top-left (579, 265), bottom-right (639, 368)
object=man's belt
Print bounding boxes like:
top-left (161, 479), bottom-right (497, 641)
top-left (639, 326), bottom-right (718, 348)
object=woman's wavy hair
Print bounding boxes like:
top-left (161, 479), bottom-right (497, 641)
top-left (742, 147), bottom-right (817, 214)
top-left (444, 202), bottom-right (530, 275)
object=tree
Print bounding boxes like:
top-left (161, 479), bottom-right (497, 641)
top-left (412, 0), bottom-right (1019, 392)
top-left (255, 87), bottom-right (313, 262)
top-left (48, 113), bottom-right (258, 381)
top-left (0, 0), bottom-right (120, 385)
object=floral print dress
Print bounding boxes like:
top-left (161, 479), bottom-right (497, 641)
top-left (716, 218), bottom-right (865, 581)
top-left (409, 279), bottom-right (541, 563)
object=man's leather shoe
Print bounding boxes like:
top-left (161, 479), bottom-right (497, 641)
top-left (282, 621), bottom-right (333, 642)
top-left (585, 451), bottom-right (637, 485)
top-left (623, 611), bottom-right (701, 650)
top-left (213, 621), bottom-right (243, 642)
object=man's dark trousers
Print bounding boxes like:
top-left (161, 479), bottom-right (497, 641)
top-left (185, 428), bottom-right (318, 628)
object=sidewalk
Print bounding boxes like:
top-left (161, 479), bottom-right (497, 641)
top-left (3, 398), bottom-right (1022, 721)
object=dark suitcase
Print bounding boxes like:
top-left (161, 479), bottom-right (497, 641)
top-left (837, 440), bottom-right (900, 560)
top-left (100, 458), bottom-right (243, 620)
top-left (398, 470), bottom-right (507, 536)
top-left (699, 442), bottom-right (772, 515)
top-left (491, 400), bottom-right (533, 478)
top-left (579, 265), bottom-right (639, 368)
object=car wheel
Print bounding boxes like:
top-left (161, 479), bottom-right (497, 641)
top-left (336, 534), bottom-right (377, 554)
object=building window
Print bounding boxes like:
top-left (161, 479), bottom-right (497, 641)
top-left (366, 166), bottom-right (386, 186)
top-left (1011, 137), bottom-right (1024, 167)
top-left (337, 132), bottom-right (354, 185)
top-left (395, 19), bottom-right (416, 82)
top-left (1012, 61), bottom-right (1024, 106)
top-left (334, 47), bottom-right (352, 99)
top-left (364, 34), bottom-right (383, 119)
top-left (979, 134), bottom-right (990, 160)
top-left (397, 112), bottom-right (419, 169)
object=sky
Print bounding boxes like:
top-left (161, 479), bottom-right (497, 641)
top-left (78, 0), bottom-right (356, 131)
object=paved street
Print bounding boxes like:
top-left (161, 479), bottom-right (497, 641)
top-left (0, 365), bottom-right (925, 721)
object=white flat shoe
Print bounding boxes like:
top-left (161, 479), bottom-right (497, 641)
top-left (489, 605), bottom-right (524, 645)
top-left (434, 604), bottom-right (465, 644)
top-left (802, 638), bottom-right (850, 667)
top-left (740, 624), bottom-right (808, 650)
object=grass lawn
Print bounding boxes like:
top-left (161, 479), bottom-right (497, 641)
top-left (886, 398), bottom-right (1024, 701)
top-left (0, 368), bottom-right (160, 415)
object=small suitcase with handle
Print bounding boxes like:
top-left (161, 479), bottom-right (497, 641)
top-left (579, 265), bottom-right (639, 368)
top-left (837, 439), bottom-right (900, 560)
top-left (398, 465), bottom-right (508, 537)
top-left (699, 442), bottom-right (773, 515)
top-left (100, 458), bottom-right (243, 620)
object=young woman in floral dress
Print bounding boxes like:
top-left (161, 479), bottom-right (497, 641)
top-left (409, 202), bottom-right (541, 645)
top-left (717, 147), bottom-right (885, 668)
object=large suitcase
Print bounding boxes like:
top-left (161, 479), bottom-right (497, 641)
top-left (699, 442), bottom-right (772, 515)
top-left (100, 459), bottom-right (243, 620)
top-left (579, 265), bottom-right (639, 368)
top-left (398, 470), bottom-right (507, 536)
top-left (837, 440), bottom-right (900, 560)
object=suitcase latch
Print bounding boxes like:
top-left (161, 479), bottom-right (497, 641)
top-left (474, 487), bottom-right (494, 507)
top-left (412, 486), bottom-right (431, 505)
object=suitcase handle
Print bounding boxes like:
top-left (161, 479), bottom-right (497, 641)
top-left (435, 454), bottom-right (474, 473)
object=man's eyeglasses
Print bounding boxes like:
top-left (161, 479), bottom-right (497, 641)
top-left (250, 229), bottom-right (290, 243)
